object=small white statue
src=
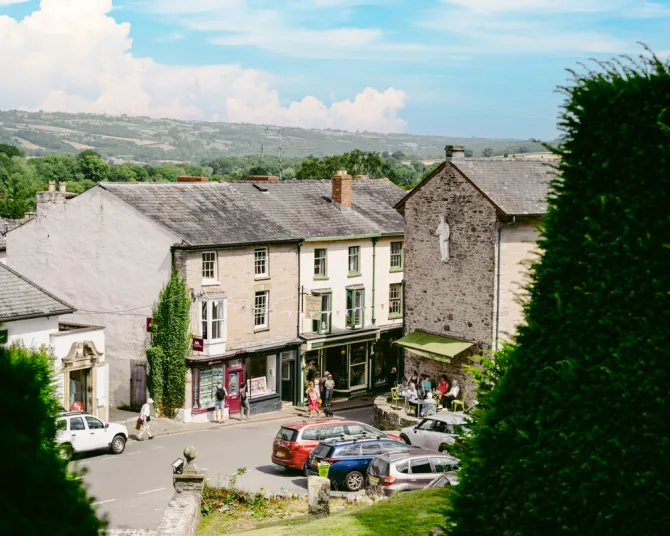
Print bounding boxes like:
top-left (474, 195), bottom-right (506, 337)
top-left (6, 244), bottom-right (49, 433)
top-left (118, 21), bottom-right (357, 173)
top-left (434, 215), bottom-right (450, 262)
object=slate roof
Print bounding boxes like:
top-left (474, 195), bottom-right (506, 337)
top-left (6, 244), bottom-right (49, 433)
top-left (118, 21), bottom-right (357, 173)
top-left (0, 218), bottom-right (23, 251)
top-left (100, 179), bottom-right (404, 247)
top-left (0, 263), bottom-right (75, 322)
top-left (396, 159), bottom-right (554, 216)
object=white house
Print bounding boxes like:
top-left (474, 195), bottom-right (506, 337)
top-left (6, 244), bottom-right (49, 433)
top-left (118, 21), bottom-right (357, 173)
top-left (0, 263), bottom-right (109, 420)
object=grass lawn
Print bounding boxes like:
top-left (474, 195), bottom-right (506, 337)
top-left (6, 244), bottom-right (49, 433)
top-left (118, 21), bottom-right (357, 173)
top-left (229, 488), bottom-right (452, 536)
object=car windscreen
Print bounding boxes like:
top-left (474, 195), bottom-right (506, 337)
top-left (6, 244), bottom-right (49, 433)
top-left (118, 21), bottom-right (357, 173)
top-left (369, 457), bottom-right (389, 476)
top-left (276, 427), bottom-right (298, 442)
top-left (312, 443), bottom-right (333, 459)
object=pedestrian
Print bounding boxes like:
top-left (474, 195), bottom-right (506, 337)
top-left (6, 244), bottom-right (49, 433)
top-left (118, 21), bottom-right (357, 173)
top-left (324, 373), bottom-right (335, 405)
top-left (214, 380), bottom-right (227, 423)
top-left (137, 398), bottom-right (154, 441)
top-left (314, 373), bottom-right (322, 400)
top-left (306, 382), bottom-right (320, 418)
top-left (240, 380), bottom-right (251, 421)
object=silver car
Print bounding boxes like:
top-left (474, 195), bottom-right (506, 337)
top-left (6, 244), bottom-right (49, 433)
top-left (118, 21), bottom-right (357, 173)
top-left (367, 449), bottom-right (459, 496)
top-left (399, 413), bottom-right (469, 452)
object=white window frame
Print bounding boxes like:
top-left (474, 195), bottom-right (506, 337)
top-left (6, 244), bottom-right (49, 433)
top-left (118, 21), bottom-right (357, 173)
top-left (202, 251), bottom-right (217, 283)
top-left (348, 246), bottom-right (360, 274)
top-left (390, 241), bottom-right (403, 270)
top-left (254, 248), bottom-right (269, 278)
top-left (201, 300), bottom-right (226, 342)
top-left (254, 291), bottom-right (269, 329)
top-left (314, 248), bottom-right (327, 277)
top-left (389, 283), bottom-right (402, 317)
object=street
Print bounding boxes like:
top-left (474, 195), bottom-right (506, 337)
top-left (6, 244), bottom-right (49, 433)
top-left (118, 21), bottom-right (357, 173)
top-left (76, 407), bottom-right (374, 530)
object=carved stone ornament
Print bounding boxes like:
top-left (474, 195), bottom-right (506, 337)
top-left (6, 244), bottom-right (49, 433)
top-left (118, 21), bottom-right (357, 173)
top-left (62, 341), bottom-right (103, 367)
top-left (435, 215), bottom-right (451, 263)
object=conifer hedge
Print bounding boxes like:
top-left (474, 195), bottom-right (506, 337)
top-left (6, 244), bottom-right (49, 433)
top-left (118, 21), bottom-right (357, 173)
top-left (450, 52), bottom-right (670, 535)
top-left (149, 270), bottom-right (192, 418)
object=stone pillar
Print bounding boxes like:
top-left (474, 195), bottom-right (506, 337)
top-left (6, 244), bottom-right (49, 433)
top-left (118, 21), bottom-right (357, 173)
top-left (307, 476), bottom-right (330, 521)
top-left (173, 446), bottom-right (207, 494)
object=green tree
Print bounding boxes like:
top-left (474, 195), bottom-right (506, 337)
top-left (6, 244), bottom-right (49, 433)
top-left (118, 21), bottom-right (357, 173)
top-left (0, 153), bottom-right (42, 218)
top-left (76, 150), bottom-right (110, 182)
top-left (0, 143), bottom-right (25, 158)
top-left (481, 147), bottom-right (495, 157)
top-left (451, 52), bottom-right (670, 535)
top-left (150, 270), bottom-right (192, 418)
top-left (28, 154), bottom-right (79, 184)
top-left (0, 344), bottom-right (105, 534)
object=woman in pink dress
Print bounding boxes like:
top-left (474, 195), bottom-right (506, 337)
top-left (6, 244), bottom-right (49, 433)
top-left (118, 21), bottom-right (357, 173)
top-left (306, 382), bottom-right (320, 418)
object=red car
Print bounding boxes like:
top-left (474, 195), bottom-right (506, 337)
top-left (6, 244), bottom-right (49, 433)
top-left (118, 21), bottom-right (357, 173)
top-left (271, 417), bottom-right (401, 472)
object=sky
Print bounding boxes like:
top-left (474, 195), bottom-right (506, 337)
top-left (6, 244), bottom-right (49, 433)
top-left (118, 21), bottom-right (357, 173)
top-left (0, 0), bottom-right (668, 140)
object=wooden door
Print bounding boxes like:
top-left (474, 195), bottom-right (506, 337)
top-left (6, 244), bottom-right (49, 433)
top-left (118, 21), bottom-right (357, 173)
top-left (226, 367), bottom-right (244, 415)
top-left (130, 361), bottom-right (147, 410)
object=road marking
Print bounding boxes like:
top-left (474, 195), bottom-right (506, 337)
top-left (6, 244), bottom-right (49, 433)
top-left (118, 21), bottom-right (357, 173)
top-left (127, 451), bottom-right (141, 456)
top-left (151, 446), bottom-right (164, 450)
top-left (92, 499), bottom-right (116, 506)
top-left (139, 488), bottom-right (166, 495)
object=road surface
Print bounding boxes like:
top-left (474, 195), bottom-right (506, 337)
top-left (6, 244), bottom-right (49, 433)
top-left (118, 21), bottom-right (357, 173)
top-left (76, 407), bottom-right (374, 530)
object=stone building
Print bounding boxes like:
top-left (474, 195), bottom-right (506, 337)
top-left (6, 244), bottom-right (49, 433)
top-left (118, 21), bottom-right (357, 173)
top-left (394, 146), bottom-right (553, 397)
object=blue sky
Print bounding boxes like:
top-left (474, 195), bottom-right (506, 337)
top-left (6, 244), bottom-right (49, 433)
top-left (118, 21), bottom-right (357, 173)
top-left (1, 0), bottom-right (669, 139)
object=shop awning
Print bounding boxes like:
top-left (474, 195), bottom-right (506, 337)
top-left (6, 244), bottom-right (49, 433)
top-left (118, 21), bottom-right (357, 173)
top-left (394, 331), bottom-right (473, 363)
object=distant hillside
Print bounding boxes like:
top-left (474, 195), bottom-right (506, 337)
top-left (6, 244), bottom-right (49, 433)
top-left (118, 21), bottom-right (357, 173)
top-left (0, 110), bottom-right (550, 165)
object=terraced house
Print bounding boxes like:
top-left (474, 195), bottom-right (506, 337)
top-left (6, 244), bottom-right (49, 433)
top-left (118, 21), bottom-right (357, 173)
top-left (6, 173), bottom-right (404, 418)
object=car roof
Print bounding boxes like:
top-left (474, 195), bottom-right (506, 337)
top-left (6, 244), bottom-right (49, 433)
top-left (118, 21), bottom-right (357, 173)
top-left (381, 449), bottom-right (460, 463)
top-left (58, 411), bottom-right (92, 418)
top-left (281, 418), bottom-right (358, 431)
top-left (323, 436), bottom-right (393, 447)
top-left (421, 413), bottom-right (469, 424)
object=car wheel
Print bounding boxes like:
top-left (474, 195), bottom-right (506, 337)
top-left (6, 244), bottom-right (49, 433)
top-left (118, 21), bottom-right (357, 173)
top-left (345, 471), bottom-right (364, 492)
top-left (58, 444), bottom-right (72, 461)
top-left (400, 433), bottom-right (411, 445)
top-left (110, 434), bottom-right (126, 455)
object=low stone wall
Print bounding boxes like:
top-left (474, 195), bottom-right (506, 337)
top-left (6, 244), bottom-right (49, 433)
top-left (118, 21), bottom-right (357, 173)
top-left (373, 395), bottom-right (420, 430)
top-left (156, 492), bottom-right (201, 536)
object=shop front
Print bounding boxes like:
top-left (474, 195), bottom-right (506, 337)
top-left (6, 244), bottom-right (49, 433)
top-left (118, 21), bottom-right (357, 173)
top-left (371, 328), bottom-right (404, 389)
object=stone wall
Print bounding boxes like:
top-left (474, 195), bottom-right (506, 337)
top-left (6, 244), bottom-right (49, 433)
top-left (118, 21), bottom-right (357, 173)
top-left (373, 395), bottom-right (421, 430)
top-left (402, 163), bottom-right (498, 391)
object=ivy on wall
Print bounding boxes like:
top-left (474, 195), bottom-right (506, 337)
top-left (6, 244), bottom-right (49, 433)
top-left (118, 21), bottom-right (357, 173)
top-left (148, 270), bottom-right (192, 418)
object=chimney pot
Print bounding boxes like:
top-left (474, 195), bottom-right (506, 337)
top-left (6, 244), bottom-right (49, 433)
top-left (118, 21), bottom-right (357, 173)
top-left (177, 176), bottom-right (209, 183)
top-left (247, 175), bottom-right (280, 183)
top-left (331, 170), bottom-right (352, 210)
top-left (48, 181), bottom-right (56, 193)
top-left (59, 182), bottom-right (67, 193)
top-left (445, 145), bottom-right (465, 162)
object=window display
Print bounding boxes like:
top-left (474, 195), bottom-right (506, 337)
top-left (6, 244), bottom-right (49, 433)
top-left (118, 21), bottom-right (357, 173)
top-left (192, 365), bottom-right (224, 410)
top-left (248, 355), bottom-right (277, 397)
top-left (350, 344), bottom-right (367, 388)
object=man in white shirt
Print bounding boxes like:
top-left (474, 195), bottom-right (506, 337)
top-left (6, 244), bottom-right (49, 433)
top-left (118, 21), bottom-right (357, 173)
top-left (442, 380), bottom-right (460, 409)
top-left (138, 398), bottom-right (154, 441)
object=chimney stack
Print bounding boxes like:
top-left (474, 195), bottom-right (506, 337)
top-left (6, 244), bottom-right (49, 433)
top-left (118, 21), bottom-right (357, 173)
top-left (48, 181), bottom-right (56, 193)
top-left (445, 145), bottom-right (465, 162)
top-left (59, 182), bottom-right (67, 193)
top-left (247, 176), bottom-right (280, 183)
top-left (177, 176), bottom-right (209, 183)
top-left (332, 170), bottom-right (352, 210)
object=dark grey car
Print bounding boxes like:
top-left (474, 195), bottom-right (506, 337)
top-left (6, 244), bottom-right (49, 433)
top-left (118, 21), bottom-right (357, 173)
top-left (366, 449), bottom-right (459, 497)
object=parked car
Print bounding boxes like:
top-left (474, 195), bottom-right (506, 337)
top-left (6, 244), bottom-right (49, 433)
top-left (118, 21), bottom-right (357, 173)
top-left (271, 418), bottom-right (400, 472)
top-left (305, 435), bottom-right (414, 491)
top-left (399, 413), bottom-right (469, 452)
top-left (56, 411), bottom-right (128, 460)
top-left (366, 449), bottom-right (460, 497)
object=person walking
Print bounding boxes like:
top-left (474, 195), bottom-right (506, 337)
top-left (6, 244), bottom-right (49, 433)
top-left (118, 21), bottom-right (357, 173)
top-left (306, 382), bottom-right (320, 418)
top-left (137, 398), bottom-right (154, 441)
top-left (214, 380), bottom-right (227, 423)
top-left (240, 380), bottom-right (251, 421)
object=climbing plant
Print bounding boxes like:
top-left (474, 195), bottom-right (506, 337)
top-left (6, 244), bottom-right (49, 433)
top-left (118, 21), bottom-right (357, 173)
top-left (449, 50), bottom-right (670, 535)
top-left (150, 270), bottom-right (192, 418)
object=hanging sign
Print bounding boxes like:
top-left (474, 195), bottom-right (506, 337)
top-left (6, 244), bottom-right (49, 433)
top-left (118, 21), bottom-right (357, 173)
top-left (146, 318), bottom-right (153, 333)
top-left (192, 338), bottom-right (204, 352)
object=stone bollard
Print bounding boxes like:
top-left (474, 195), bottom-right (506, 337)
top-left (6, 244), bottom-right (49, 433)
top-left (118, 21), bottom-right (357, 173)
top-left (307, 476), bottom-right (330, 521)
top-left (173, 446), bottom-right (207, 494)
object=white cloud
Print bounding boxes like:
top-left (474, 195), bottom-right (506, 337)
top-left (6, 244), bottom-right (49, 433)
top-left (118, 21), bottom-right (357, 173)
top-left (0, 0), bottom-right (408, 132)
top-left (0, 0), bottom-right (29, 5)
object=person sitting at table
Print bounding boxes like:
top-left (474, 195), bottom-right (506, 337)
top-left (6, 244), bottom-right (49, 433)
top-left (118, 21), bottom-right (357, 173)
top-left (405, 382), bottom-right (420, 415)
top-left (408, 370), bottom-right (419, 388)
top-left (437, 375), bottom-right (450, 405)
top-left (442, 380), bottom-right (460, 409)
top-left (416, 375), bottom-right (426, 398)
top-left (422, 392), bottom-right (437, 416)
top-left (421, 374), bottom-right (432, 394)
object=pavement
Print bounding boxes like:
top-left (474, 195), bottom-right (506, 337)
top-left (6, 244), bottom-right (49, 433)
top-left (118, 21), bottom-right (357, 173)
top-left (78, 406), bottom-right (375, 530)
top-left (109, 395), bottom-right (377, 441)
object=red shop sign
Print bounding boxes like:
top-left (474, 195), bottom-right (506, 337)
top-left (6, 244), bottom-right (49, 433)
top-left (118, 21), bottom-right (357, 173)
top-left (192, 337), bottom-right (204, 352)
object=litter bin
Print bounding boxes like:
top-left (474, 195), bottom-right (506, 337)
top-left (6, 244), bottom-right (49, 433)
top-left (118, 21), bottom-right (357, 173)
top-left (318, 462), bottom-right (330, 478)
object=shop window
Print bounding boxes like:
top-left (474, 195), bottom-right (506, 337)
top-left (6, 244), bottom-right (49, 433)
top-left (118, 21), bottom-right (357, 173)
top-left (314, 248), bottom-right (327, 277)
top-left (254, 248), bottom-right (268, 278)
top-left (201, 300), bottom-right (225, 341)
top-left (254, 291), bottom-right (269, 328)
top-left (312, 293), bottom-right (331, 334)
top-left (390, 241), bottom-right (403, 270)
top-left (389, 283), bottom-right (403, 318)
top-left (249, 355), bottom-right (277, 398)
top-left (192, 365), bottom-right (224, 411)
top-left (350, 344), bottom-right (367, 389)
top-left (346, 288), bottom-right (364, 329)
top-left (348, 246), bottom-right (360, 274)
top-left (202, 251), bottom-right (217, 282)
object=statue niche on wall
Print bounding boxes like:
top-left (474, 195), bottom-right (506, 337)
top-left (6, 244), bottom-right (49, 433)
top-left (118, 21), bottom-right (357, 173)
top-left (434, 214), bottom-right (451, 263)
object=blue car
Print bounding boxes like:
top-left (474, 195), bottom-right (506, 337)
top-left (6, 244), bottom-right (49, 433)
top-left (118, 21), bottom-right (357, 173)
top-left (305, 435), bottom-right (415, 491)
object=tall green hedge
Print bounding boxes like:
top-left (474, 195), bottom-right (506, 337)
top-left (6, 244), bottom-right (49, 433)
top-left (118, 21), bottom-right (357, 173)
top-left (0, 344), bottom-right (105, 534)
top-left (450, 52), bottom-right (670, 535)
top-left (150, 270), bottom-right (192, 418)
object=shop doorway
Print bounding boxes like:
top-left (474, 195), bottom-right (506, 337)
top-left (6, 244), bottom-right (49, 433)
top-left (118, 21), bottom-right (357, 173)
top-left (69, 368), bottom-right (92, 412)
top-left (130, 360), bottom-right (147, 410)
top-left (281, 358), bottom-right (295, 403)
top-left (226, 366), bottom-right (244, 416)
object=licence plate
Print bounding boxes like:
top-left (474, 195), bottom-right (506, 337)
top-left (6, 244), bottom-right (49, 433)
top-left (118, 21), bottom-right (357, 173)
top-left (312, 459), bottom-right (319, 466)
top-left (369, 476), bottom-right (379, 485)
top-left (276, 451), bottom-right (285, 458)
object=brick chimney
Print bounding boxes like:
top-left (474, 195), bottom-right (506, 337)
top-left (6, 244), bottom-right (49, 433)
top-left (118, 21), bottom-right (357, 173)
top-left (445, 145), bottom-right (465, 162)
top-left (59, 182), bottom-right (67, 193)
top-left (247, 175), bottom-right (280, 183)
top-left (177, 176), bottom-right (209, 183)
top-left (332, 170), bottom-right (352, 210)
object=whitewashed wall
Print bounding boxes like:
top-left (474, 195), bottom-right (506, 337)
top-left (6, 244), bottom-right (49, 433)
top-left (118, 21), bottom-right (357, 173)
top-left (3, 316), bottom-right (59, 349)
top-left (6, 187), bottom-right (177, 406)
